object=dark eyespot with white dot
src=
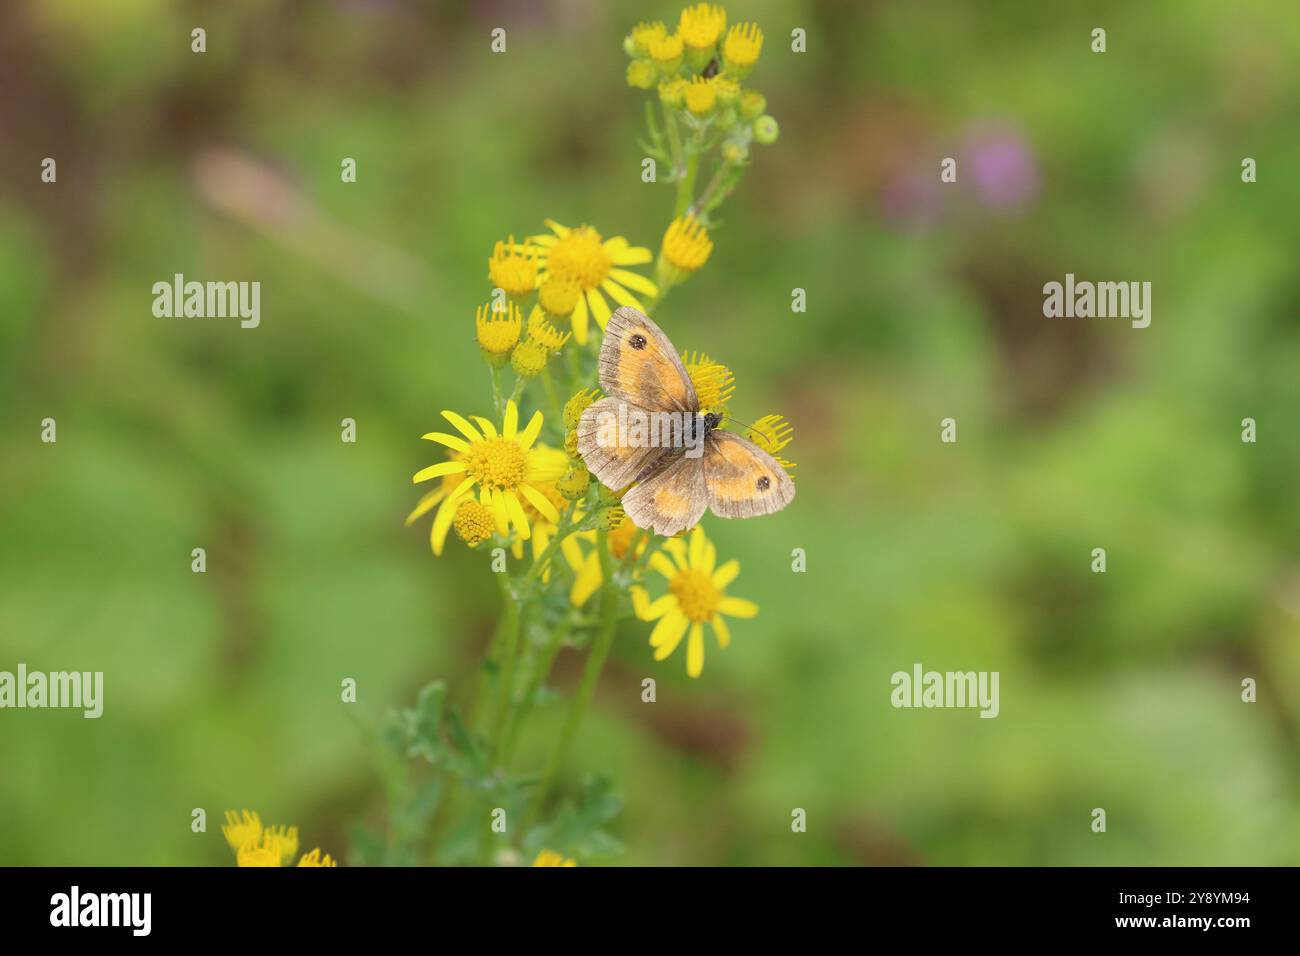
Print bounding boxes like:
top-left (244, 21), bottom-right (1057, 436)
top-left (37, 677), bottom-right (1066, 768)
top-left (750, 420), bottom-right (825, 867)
top-left (629, 333), bottom-right (647, 350)
top-left (756, 476), bottom-right (771, 491)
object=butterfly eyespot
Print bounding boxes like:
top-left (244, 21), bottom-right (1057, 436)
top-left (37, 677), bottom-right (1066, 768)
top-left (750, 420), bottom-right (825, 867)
top-left (756, 476), bottom-right (771, 491)
top-left (629, 333), bottom-right (647, 350)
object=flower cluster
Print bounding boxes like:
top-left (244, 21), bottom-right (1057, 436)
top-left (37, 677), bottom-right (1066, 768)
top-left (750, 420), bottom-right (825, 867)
top-left (221, 809), bottom-right (336, 867)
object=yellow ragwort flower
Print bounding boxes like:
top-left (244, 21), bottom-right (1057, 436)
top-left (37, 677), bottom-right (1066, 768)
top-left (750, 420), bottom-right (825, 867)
top-left (647, 32), bottom-right (684, 71)
top-left (662, 216), bottom-right (714, 274)
top-left (532, 849), bottom-right (577, 867)
top-left (627, 59), bottom-right (657, 89)
top-left (630, 20), bottom-right (668, 56)
top-left (413, 400), bottom-right (567, 555)
top-left (453, 499), bottom-right (496, 546)
top-left (632, 526), bottom-right (757, 678)
top-left (476, 302), bottom-right (523, 364)
top-left (681, 351), bottom-right (735, 416)
top-left (530, 220), bottom-right (658, 345)
top-left (684, 76), bottom-right (717, 116)
top-left (296, 848), bottom-right (338, 867)
top-left (746, 414), bottom-right (796, 474)
top-left (711, 75), bottom-right (740, 106)
top-left (722, 23), bottom-right (763, 72)
top-left (527, 305), bottom-right (572, 352)
top-left (263, 824), bottom-right (299, 866)
top-left (237, 834), bottom-right (283, 868)
top-left (659, 77), bottom-right (688, 108)
top-left (511, 338), bottom-right (550, 378)
top-left (508, 454), bottom-right (570, 575)
top-left (563, 387), bottom-right (601, 430)
top-left (487, 236), bottom-right (538, 298)
top-left (222, 810), bottom-right (262, 852)
top-left (538, 276), bottom-right (582, 318)
top-left (678, 4), bottom-right (727, 53)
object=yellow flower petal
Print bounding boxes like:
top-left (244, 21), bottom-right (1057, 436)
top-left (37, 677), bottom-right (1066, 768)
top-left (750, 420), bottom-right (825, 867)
top-left (489, 487), bottom-right (510, 536)
top-left (561, 533), bottom-right (586, 572)
top-left (519, 410), bottom-right (544, 450)
top-left (600, 278), bottom-right (645, 311)
top-left (712, 615), bottom-right (731, 648)
top-left (570, 551), bottom-right (602, 606)
top-left (520, 483), bottom-right (560, 523)
top-left (712, 559), bottom-right (740, 588)
top-left (650, 552), bottom-right (678, 579)
top-left (505, 489), bottom-right (531, 539)
top-left (688, 526), bottom-right (706, 567)
top-left (718, 596), bottom-right (758, 618)
top-left (640, 593), bottom-right (677, 621)
top-left (502, 400), bottom-right (519, 440)
top-left (608, 268), bottom-right (659, 297)
top-left (413, 460), bottom-right (468, 484)
top-left (405, 488), bottom-right (446, 526)
top-left (421, 431), bottom-right (471, 453)
top-left (605, 240), bottom-right (653, 266)
top-left (543, 219), bottom-right (570, 238)
top-left (651, 611), bottom-right (689, 656)
top-left (587, 287), bottom-right (612, 330)
top-left (686, 623), bottom-right (705, 677)
top-left (441, 410), bottom-right (484, 444)
top-left (571, 293), bottom-right (589, 345)
top-left (472, 415), bottom-right (498, 439)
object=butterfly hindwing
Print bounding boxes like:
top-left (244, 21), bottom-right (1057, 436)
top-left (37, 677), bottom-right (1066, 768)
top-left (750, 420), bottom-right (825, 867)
top-left (598, 306), bottom-right (698, 414)
top-left (576, 396), bottom-right (671, 491)
top-left (621, 448), bottom-right (709, 537)
top-left (704, 429), bottom-right (795, 519)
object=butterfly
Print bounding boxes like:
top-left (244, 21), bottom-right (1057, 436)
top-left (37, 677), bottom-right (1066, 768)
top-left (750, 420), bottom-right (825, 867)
top-left (576, 306), bottom-right (795, 536)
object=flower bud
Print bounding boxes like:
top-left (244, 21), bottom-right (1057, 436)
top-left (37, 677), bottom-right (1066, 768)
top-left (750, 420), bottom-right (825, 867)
top-left (752, 114), bottom-right (779, 145)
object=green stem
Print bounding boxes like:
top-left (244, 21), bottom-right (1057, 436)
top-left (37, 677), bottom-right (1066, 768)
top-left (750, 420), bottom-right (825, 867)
top-left (503, 612), bottom-right (573, 762)
top-left (527, 527), bottom-right (619, 826)
top-left (675, 151), bottom-right (700, 218)
top-left (488, 571), bottom-right (523, 766)
top-left (490, 365), bottom-right (504, 417)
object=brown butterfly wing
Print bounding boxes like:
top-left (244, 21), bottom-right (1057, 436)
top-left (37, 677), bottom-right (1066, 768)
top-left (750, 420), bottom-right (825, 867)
top-left (598, 306), bottom-right (698, 414)
top-left (621, 448), bottom-right (709, 537)
top-left (704, 429), bottom-right (795, 519)
top-left (576, 396), bottom-right (671, 491)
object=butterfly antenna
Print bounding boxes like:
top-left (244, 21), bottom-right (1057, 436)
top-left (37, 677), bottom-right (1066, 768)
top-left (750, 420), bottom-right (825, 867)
top-left (719, 414), bottom-right (760, 434)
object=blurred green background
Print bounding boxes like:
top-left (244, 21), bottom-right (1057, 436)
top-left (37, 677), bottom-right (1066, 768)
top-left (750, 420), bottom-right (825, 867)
top-left (2, 0), bottom-right (1299, 866)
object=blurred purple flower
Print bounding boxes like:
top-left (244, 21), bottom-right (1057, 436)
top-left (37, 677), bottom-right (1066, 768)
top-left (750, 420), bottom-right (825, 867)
top-left (965, 123), bottom-right (1039, 210)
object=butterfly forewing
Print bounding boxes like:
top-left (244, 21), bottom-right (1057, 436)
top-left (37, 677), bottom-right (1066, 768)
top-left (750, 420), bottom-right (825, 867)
top-left (598, 307), bottom-right (698, 413)
top-left (576, 396), bottom-right (670, 491)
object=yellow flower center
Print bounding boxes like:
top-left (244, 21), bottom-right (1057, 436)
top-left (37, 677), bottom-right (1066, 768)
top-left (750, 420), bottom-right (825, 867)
top-left (662, 216), bottom-right (713, 273)
top-left (476, 303), bottom-right (522, 355)
top-left (453, 500), bottom-right (496, 545)
top-left (648, 32), bottom-right (684, 66)
top-left (670, 568), bottom-right (721, 623)
top-left (466, 437), bottom-right (528, 490)
top-left (511, 339), bottom-right (550, 377)
top-left (487, 237), bottom-right (538, 297)
top-left (547, 227), bottom-right (611, 290)
top-left (631, 21), bottom-right (667, 55)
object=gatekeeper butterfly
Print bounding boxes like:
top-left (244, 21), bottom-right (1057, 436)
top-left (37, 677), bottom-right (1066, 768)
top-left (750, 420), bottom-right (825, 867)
top-left (576, 306), bottom-right (795, 536)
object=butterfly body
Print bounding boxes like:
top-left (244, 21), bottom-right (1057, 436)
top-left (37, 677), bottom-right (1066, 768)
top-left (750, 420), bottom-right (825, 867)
top-left (577, 307), bottom-right (794, 537)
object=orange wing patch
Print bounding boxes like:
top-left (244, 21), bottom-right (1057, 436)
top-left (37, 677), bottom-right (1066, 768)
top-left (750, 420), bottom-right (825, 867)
top-left (622, 451), bottom-right (709, 537)
top-left (576, 396), bottom-right (670, 491)
top-left (598, 306), bottom-right (697, 414)
top-left (704, 430), bottom-right (795, 520)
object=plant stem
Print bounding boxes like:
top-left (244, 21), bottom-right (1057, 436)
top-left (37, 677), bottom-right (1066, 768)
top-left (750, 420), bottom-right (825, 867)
top-left (503, 612), bottom-right (572, 762)
top-left (675, 151), bottom-right (699, 217)
top-left (488, 571), bottom-right (523, 766)
top-left (526, 527), bottom-right (619, 826)
top-left (490, 365), bottom-right (504, 417)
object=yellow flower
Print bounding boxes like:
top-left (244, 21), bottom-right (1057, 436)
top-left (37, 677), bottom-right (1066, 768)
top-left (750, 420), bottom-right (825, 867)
top-left (406, 450), bottom-right (467, 550)
top-left (487, 237), bottom-right (538, 298)
top-left (711, 75), bottom-right (740, 106)
top-left (630, 20), bottom-right (668, 56)
top-left (527, 306), bottom-right (571, 352)
top-left (508, 461), bottom-right (570, 577)
top-left (563, 387), bottom-right (600, 430)
top-left (476, 302), bottom-right (523, 364)
top-left (661, 216), bottom-right (713, 275)
top-left (632, 526), bottom-right (757, 678)
top-left (681, 351), bottom-right (735, 416)
top-left (684, 76), bottom-right (717, 116)
top-left (297, 848), bottom-right (337, 867)
top-left (659, 77), bottom-right (687, 108)
top-left (627, 60), bottom-right (656, 89)
top-left (739, 88), bottom-right (766, 121)
top-left (647, 32), bottom-right (684, 71)
top-left (222, 809), bottom-right (262, 852)
top-left (562, 515), bottom-right (648, 606)
top-left (722, 23), bottom-right (763, 72)
top-left (511, 339), bottom-right (550, 377)
top-left (529, 220), bottom-right (658, 345)
top-left (263, 824), bottom-right (299, 866)
top-left (413, 401), bottom-right (566, 555)
top-left (678, 4), bottom-right (726, 53)
top-left (538, 276), bottom-right (581, 318)
top-left (746, 414), bottom-right (796, 474)
top-left (453, 499), bottom-right (496, 546)
top-left (532, 849), bottom-right (577, 867)
top-left (237, 834), bottom-right (283, 868)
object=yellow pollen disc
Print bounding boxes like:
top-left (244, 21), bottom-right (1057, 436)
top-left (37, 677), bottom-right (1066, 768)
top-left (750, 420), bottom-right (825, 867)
top-left (662, 216), bottom-right (714, 272)
top-left (670, 568), bottom-right (722, 623)
top-left (547, 227), bottom-right (611, 290)
top-left (453, 500), bottom-right (496, 545)
top-left (488, 237), bottom-right (538, 297)
top-left (467, 437), bottom-right (528, 489)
